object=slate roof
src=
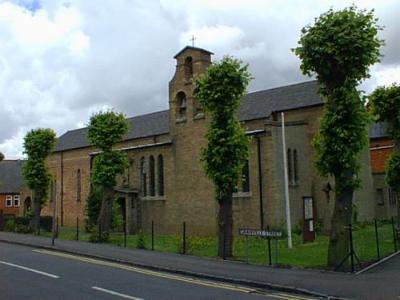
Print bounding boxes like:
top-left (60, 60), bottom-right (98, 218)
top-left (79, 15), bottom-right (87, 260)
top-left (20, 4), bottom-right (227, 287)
top-left (369, 122), bottom-right (390, 139)
top-left (0, 160), bottom-right (24, 194)
top-left (54, 80), bottom-right (322, 152)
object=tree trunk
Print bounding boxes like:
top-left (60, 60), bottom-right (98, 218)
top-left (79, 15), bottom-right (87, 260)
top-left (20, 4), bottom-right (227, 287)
top-left (217, 190), bottom-right (233, 259)
top-left (327, 171), bottom-right (354, 270)
top-left (97, 186), bottom-right (114, 234)
top-left (31, 190), bottom-right (42, 234)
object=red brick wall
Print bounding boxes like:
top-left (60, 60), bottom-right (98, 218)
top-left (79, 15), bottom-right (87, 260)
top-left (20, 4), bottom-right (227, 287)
top-left (370, 138), bottom-right (394, 174)
top-left (0, 194), bottom-right (20, 215)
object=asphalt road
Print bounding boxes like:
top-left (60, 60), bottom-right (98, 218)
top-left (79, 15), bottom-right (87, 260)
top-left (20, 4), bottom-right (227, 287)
top-left (0, 243), bottom-right (318, 300)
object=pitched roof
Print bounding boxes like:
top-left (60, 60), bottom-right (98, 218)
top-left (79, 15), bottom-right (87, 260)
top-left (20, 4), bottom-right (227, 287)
top-left (0, 160), bottom-right (24, 194)
top-left (54, 80), bottom-right (322, 152)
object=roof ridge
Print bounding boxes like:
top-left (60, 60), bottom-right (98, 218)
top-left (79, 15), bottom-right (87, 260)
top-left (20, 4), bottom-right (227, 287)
top-left (246, 80), bottom-right (317, 97)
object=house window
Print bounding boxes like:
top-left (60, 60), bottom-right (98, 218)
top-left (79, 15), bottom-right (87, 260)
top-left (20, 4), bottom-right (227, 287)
top-left (389, 188), bottom-right (398, 206)
top-left (5, 195), bottom-right (12, 207)
top-left (287, 148), bottom-right (299, 185)
top-left (376, 189), bottom-right (384, 206)
top-left (76, 169), bottom-right (81, 202)
top-left (140, 157), bottom-right (147, 197)
top-left (13, 195), bottom-right (20, 207)
top-left (293, 149), bottom-right (298, 184)
top-left (149, 156), bottom-right (155, 196)
top-left (241, 160), bottom-right (250, 193)
top-left (176, 92), bottom-right (187, 119)
top-left (157, 155), bottom-right (164, 196)
top-left (287, 149), bottom-right (292, 184)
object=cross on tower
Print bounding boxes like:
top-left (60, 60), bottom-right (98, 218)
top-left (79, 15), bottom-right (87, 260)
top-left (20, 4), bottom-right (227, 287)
top-left (190, 35), bottom-right (196, 47)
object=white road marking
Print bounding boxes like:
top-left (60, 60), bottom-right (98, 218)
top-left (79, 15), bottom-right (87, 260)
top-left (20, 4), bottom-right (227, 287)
top-left (92, 286), bottom-right (144, 300)
top-left (0, 260), bottom-right (59, 279)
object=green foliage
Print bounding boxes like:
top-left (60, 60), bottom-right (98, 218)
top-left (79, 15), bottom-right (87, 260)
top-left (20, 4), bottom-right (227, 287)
top-left (136, 230), bottom-right (146, 249)
top-left (89, 231), bottom-right (109, 243)
top-left (294, 6), bottom-right (382, 193)
top-left (385, 153), bottom-right (400, 188)
top-left (194, 56), bottom-right (251, 202)
top-left (3, 218), bottom-right (15, 232)
top-left (294, 6), bottom-right (383, 87)
top-left (15, 216), bottom-right (32, 233)
top-left (22, 128), bottom-right (56, 206)
top-left (85, 186), bottom-right (102, 227)
top-left (0, 152), bottom-right (4, 162)
top-left (87, 111), bottom-right (128, 187)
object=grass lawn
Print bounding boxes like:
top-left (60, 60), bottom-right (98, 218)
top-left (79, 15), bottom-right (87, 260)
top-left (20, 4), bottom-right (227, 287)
top-left (40, 221), bottom-right (397, 270)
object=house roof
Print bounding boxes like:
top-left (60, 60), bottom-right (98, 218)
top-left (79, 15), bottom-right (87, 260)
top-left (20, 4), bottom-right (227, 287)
top-left (369, 122), bottom-right (390, 139)
top-left (0, 160), bottom-right (24, 194)
top-left (54, 80), bottom-right (322, 152)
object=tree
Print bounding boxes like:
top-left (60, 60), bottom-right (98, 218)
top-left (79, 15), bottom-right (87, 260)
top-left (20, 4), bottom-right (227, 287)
top-left (87, 110), bottom-right (128, 234)
top-left (0, 152), bottom-right (4, 162)
top-left (294, 6), bottom-right (383, 268)
top-left (195, 57), bottom-right (251, 258)
top-left (22, 128), bottom-right (56, 233)
top-left (369, 84), bottom-right (400, 222)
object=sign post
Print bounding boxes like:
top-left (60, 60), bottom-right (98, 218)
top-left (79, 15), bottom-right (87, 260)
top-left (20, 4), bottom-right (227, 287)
top-left (303, 196), bottom-right (315, 243)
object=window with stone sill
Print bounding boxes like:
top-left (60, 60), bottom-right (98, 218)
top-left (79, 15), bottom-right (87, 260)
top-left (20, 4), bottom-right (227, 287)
top-left (287, 148), bottom-right (299, 186)
top-left (13, 195), bottom-right (20, 207)
top-left (176, 91), bottom-right (187, 121)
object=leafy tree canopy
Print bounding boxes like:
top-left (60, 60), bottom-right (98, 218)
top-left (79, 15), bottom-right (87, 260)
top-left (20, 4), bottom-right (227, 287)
top-left (195, 56), bottom-right (251, 202)
top-left (0, 152), bottom-right (4, 162)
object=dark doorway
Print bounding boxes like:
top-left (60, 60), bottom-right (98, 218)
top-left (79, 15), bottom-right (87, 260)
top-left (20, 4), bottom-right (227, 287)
top-left (24, 197), bottom-right (32, 215)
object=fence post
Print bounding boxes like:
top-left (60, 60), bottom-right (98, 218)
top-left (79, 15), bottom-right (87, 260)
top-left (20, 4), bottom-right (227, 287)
top-left (76, 217), bottom-right (79, 241)
top-left (223, 225), bottom-right (226, 260)
top-left (182, 222), bottom-right (186, 255)
top-left (98, 222), bottom-right (101, 242)
top-left (56, 216), bottom-right (59, 238)
top-left (374, 219), bottom-right (380, 259)
top-left (349, 224), bottom-right (355, 273)
top-left (151, 220), bottom-right (154, 251)
top-left (267, 225), bottom-right (272, 266)
top-left (245, 235), bottom-right (249, 263)
top-left (392, 216), bottom-right (398, 252)
top-left (124, 221), bottom-right (127, 247)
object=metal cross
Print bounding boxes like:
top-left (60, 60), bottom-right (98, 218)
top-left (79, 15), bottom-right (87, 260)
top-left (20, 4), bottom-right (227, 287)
top-left (190, 35), bottom-right (196, 47)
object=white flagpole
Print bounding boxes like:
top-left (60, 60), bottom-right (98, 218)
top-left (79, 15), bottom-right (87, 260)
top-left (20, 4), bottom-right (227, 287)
top-left (281, 112), bottom-right (293, 248)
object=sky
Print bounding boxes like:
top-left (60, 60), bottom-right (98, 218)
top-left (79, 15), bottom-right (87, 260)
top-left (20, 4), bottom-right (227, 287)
top-left (0, 0), bottom-right (399, 159)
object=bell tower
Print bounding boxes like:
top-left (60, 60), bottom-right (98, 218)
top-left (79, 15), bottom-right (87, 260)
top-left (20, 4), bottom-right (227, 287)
top-left (169, 46), bottom-right (213, 128)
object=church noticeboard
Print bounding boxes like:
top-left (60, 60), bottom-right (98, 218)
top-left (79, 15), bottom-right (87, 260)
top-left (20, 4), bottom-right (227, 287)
top-left (304, 197), bottom-right (313, 220)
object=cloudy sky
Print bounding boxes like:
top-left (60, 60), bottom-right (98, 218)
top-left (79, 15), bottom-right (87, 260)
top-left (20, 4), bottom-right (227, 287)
top-left (0, 0), bottom-right (399, 158)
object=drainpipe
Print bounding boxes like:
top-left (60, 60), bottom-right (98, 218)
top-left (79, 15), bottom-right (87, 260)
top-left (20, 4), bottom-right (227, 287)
top-left (257, 136), bottom-right (264, 230)
top-left (60, 151), bottom-right (64, 226)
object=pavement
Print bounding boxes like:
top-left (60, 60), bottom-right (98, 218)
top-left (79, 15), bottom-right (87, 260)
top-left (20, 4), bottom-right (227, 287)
top-left (0, 231), bottom-right (399, 300)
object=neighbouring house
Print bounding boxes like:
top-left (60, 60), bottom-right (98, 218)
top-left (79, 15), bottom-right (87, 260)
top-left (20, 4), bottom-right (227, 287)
top-left (41, 46), bottom-right (375, 236)
top-left (369, 122), bottom-right (398, 219)
top-left (0, 160), bottom-right (29, 216)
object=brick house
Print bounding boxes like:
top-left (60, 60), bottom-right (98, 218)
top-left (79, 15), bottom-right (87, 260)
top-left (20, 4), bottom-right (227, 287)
top-left (369, 122), bottom-right (398, 219)
top-left (41, 46), bottom-right (375, 235)
top-left (0, 160), bottom-right (27, 216)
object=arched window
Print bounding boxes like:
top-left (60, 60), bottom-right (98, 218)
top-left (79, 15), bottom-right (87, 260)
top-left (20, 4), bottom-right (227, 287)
top-left (293, 149), bottom-right (298, 184)
top-left (76, 169), bottom-right (81, 202)
top-left (140, 157), bottom-right (147, 197)
top-left (157, 155), bottom-right (164, 196)
top-left (149, 156), bottom-right (155, 196)
top-left (184, 56), bottom-right (193, 80)
top-left (176, 91), bottom-right (187, 119)
top-left (193, 87), bottom-right (203, 117)
top-left (287, 149), bottom-right (292, 185)
top-left (241, 160), bottom-right (250, 193)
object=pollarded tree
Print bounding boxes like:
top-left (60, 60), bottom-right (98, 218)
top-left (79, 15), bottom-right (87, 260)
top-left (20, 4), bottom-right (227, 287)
top-left (22, 128), bottom-right (56, 233)
top-left (369, 84), bottom-right (400, 220)
top-left (195, 57), bottom-right (251, 258)
top-left (294, 6), bottom-right (383, 268)
top-left (87, 110), bottom-right (128, 234)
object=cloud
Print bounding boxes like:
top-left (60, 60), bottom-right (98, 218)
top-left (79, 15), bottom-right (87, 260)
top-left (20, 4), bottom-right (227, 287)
top-left (0, 0), bottom-right (399, 159)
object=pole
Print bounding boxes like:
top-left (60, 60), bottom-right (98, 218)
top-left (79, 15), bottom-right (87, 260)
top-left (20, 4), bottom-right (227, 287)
top-left (281, 112), bottom-right (292, 248)
top-left (182, 222), bottom-right (186, 255)
top-left (267, 225), bottom-right (272, 265)
top-left (257, 137), bottom-right (264, 230)
top-left (245, 235), bottom-right (249, 263)
top-left (76, 217), bottom-right (79, 241)
top-left (374, 219), bottom-right (380, 259)
top-left (151, 220), bottom-right (154, 251)
top-left (56, 216), bottom-right (59, 238)
top-left (392, 217), bottom-right (398, 252)
top-left (124, 221), bottom-right (127, 248)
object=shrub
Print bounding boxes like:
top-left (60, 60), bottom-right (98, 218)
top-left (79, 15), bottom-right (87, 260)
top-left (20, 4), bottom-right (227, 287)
top-left (4, 218), bottom-right (15, 232)
top-left (85, 187), bottom-right (102, 228)
top-left (15, 216), bottom-right (32, 233)
top-left (89, 231), bottom-right (109, 243)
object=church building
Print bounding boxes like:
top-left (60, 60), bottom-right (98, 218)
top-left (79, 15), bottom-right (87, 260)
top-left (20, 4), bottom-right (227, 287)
top-left (41, 46), bottom-right (375, 236)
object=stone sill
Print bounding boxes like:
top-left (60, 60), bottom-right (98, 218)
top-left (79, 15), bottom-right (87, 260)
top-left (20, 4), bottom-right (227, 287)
top-left (142, 196), bottom-right (166, 201)
top-left (176, 117), bottom-right (187, 124)
top-left (232, 192), bottom-right (252, 198)
top-left (194, 113), bottom-right (205, 120)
